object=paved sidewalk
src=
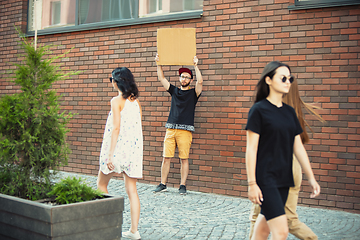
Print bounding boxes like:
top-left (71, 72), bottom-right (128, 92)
top-left (57, 172), bottom-right (360, 240)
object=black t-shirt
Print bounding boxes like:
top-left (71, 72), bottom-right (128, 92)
top-left (165, 84), bottom-right (201, 132)
top-left (245, 99), bottom-right (303, 188)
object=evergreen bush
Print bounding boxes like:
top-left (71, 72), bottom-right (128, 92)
top-left (0, 33), bottom-right (78, 200)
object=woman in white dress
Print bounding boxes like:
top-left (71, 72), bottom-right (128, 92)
top-left (97, 67), bottom-right (143, 240)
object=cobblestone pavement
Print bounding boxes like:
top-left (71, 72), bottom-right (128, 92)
top-left (57, 172), bottom-right (360, 240)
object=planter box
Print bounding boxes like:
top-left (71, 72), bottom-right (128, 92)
top-left (0, 193), bottom-right (124, 240)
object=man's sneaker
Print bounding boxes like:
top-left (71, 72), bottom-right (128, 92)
top-left (153, 183), bottom-right (167, 193)
top-left (122, 230), bottom-right (141, 239)
top-left (179, 185), bottom-right (187, 195)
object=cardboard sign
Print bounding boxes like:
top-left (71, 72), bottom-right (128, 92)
top-left (157, 28), bottom-right (196, 66)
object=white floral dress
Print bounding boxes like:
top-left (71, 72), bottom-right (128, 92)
top-left (99, 99), bottom-right (143, 178)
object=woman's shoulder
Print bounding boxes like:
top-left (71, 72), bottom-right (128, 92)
top-left (111, 95), bottom-right (125, 103)
top-left (282, 102), bottom-right (296, 113)
top-left (135, 98), bottom-right (141, 106)
top-left (111, 95), bottom-right (126, 110)
top-left (283, 104), bottom-right (299, 121)
top-left (250, 99), bottom-right (268, 111)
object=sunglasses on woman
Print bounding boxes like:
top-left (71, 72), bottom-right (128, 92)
top-left (281, 76), bottom-right (294, 83)
top-left (110, 77), bottom-right (125, 83)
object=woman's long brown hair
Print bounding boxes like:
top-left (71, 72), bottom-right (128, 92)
top-left (283, 79), bottom-right (325, 144)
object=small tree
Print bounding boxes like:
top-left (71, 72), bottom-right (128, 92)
top-left (0, 33), bottom-right (78, 200)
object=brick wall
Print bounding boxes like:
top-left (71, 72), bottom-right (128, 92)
top-left (0, 0), bottom-right (28, 81)
top-left (0, 0), bottom-right (359, 213)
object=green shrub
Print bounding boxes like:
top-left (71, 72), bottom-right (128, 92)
top-left (47, 177), bottom-right (104, 205)
top-left (0, 32), bottom-right (78, 200)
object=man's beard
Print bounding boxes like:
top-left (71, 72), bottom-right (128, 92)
top-left (181, 81), bottom-right (191, 87)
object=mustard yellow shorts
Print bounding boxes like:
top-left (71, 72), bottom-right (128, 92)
top-left (163, 128), bottom-right (193, 159)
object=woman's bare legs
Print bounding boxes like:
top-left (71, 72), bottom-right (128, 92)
top-left (251, 214), bottom-right (288, 240)
top-left (251, 214), bottom-right (270, 240)
top-left (268, 215), bottom-right (288, 240)
top-left (98, 170), bottom-right (140, 234)
top-left (124, 173), bottom-right (140, 234)
top-left (97, 170), bottom-right (115, 194)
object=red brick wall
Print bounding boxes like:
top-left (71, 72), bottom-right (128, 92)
top-left (1, 0), bottom-right (359, 213)
top-left (0, 0), bottom-right (28, 80)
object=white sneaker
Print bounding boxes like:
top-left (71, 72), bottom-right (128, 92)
top-left (122, 230), bottom-right (141, 239)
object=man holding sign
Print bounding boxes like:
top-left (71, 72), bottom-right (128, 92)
top-left (153, 54), bottom-right (203, 195)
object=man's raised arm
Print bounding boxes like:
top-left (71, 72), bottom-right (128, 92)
top-left (194, 56), bottom-right (203, 97)
top-left (155, 54), bottom-right (170, 91)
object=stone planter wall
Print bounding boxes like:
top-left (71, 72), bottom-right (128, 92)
top-left (0, 193), bottom-right (124, 240)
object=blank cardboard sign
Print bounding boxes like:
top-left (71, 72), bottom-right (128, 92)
top-left (157, 28), bottom-right (196, 66)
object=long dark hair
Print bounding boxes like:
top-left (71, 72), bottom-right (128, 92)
top-left (283, 79), bottom-right (325, 144)
top-left (111, 67), bottom-right (139, 99)
top-left (254, 61), bottom-right (291, 103)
